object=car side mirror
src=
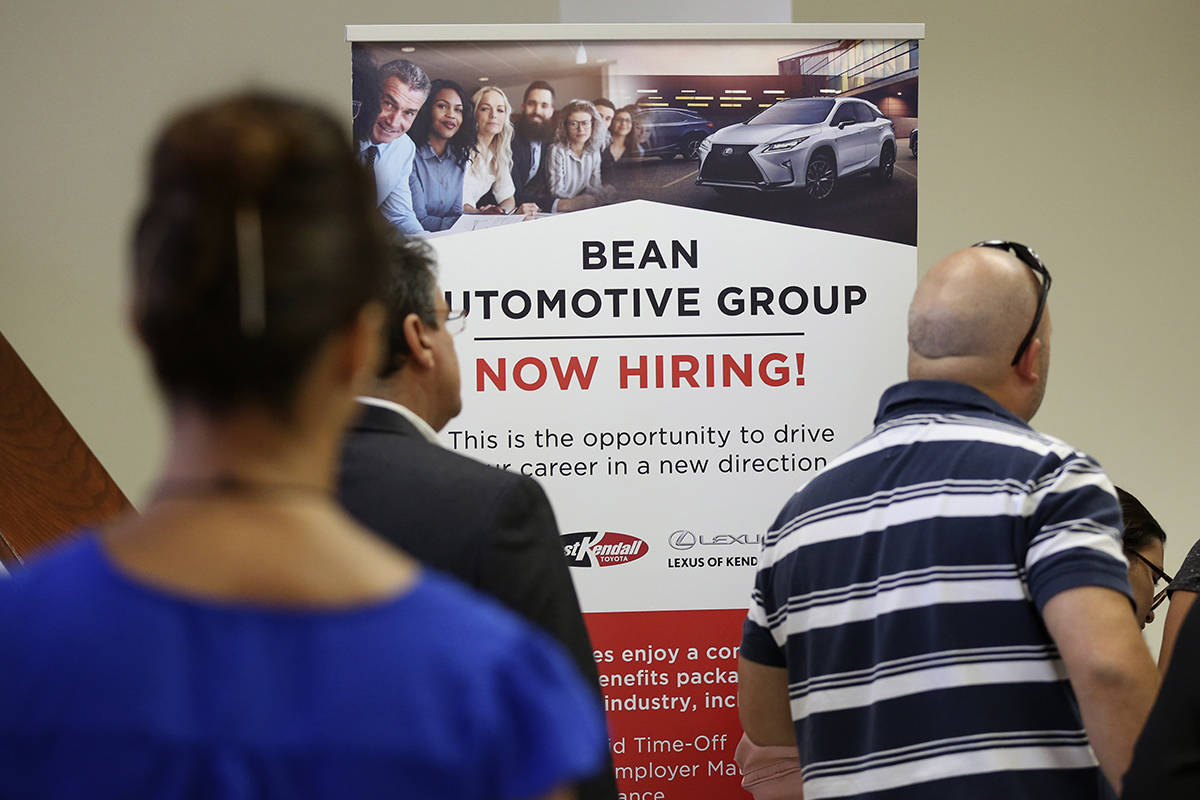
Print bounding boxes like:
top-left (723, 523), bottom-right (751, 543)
top-left (836, 120), bottom-right (853, 129)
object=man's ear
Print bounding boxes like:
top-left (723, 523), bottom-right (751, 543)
top-left (402, 312), bottom-right (435, 370)
top-left (1013, 336), bottom-right (1042, 385)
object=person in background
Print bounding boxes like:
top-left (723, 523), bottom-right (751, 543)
top-left (510, 80), bottom-right (557, 208)
top-left (1160, 537), bottom-right (1200, 673)
top-left (338, 238), bottom-right (619, 800)
top-left (601, 104), bottom-right (642, 183)
top-left (351, 50), bottom-right (381, 146)
top-left (407, 79), bottom-right (473, 232)
top-left (1116, 486), bottom-right (1169, 631)
top-left (734, 735), bottom-right (805, 800)
top-left (359, 58), bottom-right (429, 236)
top-left (591, 97), bottom-right (615, 129)
top-left (0, 91), bottom-right (606, 800)
top-left (463, 86), bottom-right (531, 215)
top-left (1124, 563), bottom-right (1200, 796)
top-left (546, 99), bottom-right (612, 205)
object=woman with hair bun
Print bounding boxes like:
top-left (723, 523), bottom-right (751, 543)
top-left (0, 92), bottom-right (605, 800)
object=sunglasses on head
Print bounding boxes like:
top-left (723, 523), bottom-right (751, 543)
top-left (971, 240), bottom-right (1052, 366)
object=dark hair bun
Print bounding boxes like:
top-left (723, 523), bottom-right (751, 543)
top-left (132, 92), bottom-right (389, 417)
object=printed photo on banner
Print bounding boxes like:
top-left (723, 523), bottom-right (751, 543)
top-left (351, 38), bottom-right (918, 244)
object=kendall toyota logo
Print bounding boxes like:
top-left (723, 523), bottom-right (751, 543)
top-left (562, 531), bottom-right (648, 568)
top-left (668, 530), bottom-right (762, 551)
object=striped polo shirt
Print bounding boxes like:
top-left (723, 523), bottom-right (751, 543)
top-left (741, 380), bottom-right (1131, 800)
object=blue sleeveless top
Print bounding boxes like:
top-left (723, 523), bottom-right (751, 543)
top-left (0, 536), bottom-right (606, 799)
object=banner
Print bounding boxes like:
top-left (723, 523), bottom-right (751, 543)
top-left (349, 24), bottom-right (921, 798)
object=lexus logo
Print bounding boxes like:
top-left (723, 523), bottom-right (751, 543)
top-left (722, 147), bottom-right (734, 156)
top-left (667, 530), bottom-right (763, 550)
top-left (669, 530), bottom-right (697, 550)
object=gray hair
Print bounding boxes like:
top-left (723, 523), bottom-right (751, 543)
top-left (379, 237), bottom-right (440, 378)
top-left (378, 58), bottom-right (430, 96)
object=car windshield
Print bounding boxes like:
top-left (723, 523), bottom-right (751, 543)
top-left (748, 99), bottom-right (835, 126)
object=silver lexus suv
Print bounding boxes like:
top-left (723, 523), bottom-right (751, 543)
top-left (697, 97), bottom-right (896, 201)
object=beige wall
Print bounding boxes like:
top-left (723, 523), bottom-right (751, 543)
top-left (3, 1), bottom-right (1197, 646)
top-left (803, 0), bottom-right (1200, 653)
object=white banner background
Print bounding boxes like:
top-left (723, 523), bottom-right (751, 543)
top-left (432, 201), bottom-right (914, 612)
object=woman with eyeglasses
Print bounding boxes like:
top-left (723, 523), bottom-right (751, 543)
top-left (1117, 486), bottom-right (1169, 630)
top-left (546, 99), bottom-right (612, 204)
top-left (408, 79), bottom-right (474, 232)
top-left (0, 92), bottom-right (605, 799)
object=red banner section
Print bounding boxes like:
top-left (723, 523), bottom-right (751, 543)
top-left (585, 608), bottom-right (751, 800)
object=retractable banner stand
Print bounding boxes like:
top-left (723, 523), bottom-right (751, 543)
top-left (349, 24), bottom-right (922, 798)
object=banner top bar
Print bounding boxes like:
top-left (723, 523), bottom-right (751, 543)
top-left (345, 23), bottom-right (925, 43)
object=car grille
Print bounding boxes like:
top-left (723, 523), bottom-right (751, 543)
top-left (700, 145), bottom-right (762, 183)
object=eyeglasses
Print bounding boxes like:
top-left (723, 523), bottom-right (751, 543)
top-left (971, 240), bottom-right (1052, 366)
top-left (565, 119), bottom-right (592, 129)
top-left (429, 306), bottom-right (466, 335)
top-left (1130, 550), bottom-right (1174, 611)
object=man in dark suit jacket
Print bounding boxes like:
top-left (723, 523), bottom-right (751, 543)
top-left (509, 80), bottom-right (555, 210)
top-left (337, 240), bottom-right (618, 800)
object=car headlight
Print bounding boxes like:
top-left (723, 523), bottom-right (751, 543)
top-left (697, 138), bottom-right (711, 153)
top-left (762, 136), bottom-right (809, 153)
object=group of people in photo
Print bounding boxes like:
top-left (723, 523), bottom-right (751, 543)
top-left (353, 56), bottom-right (646, 235)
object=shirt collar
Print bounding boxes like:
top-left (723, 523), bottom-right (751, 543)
top-left (875, 380), bottom-right (1030, 429)
top-left (356, 396), bottom-right (442, 445)
top-left (360, 138), bottom-right (397, 155)
top-left (416, 142), bottom-right (450, 161)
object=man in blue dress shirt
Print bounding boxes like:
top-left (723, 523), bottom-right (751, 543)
top-left (359, 59), bottom-right (428, 236)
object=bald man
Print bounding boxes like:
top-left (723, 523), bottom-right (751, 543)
top-left (737, 244), bottom-right (1158, 799)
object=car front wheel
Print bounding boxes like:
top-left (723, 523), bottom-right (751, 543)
top-left (804, 153), bottom-right (837, 201)
top-left (681, 135), bottom-right (705, 160)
